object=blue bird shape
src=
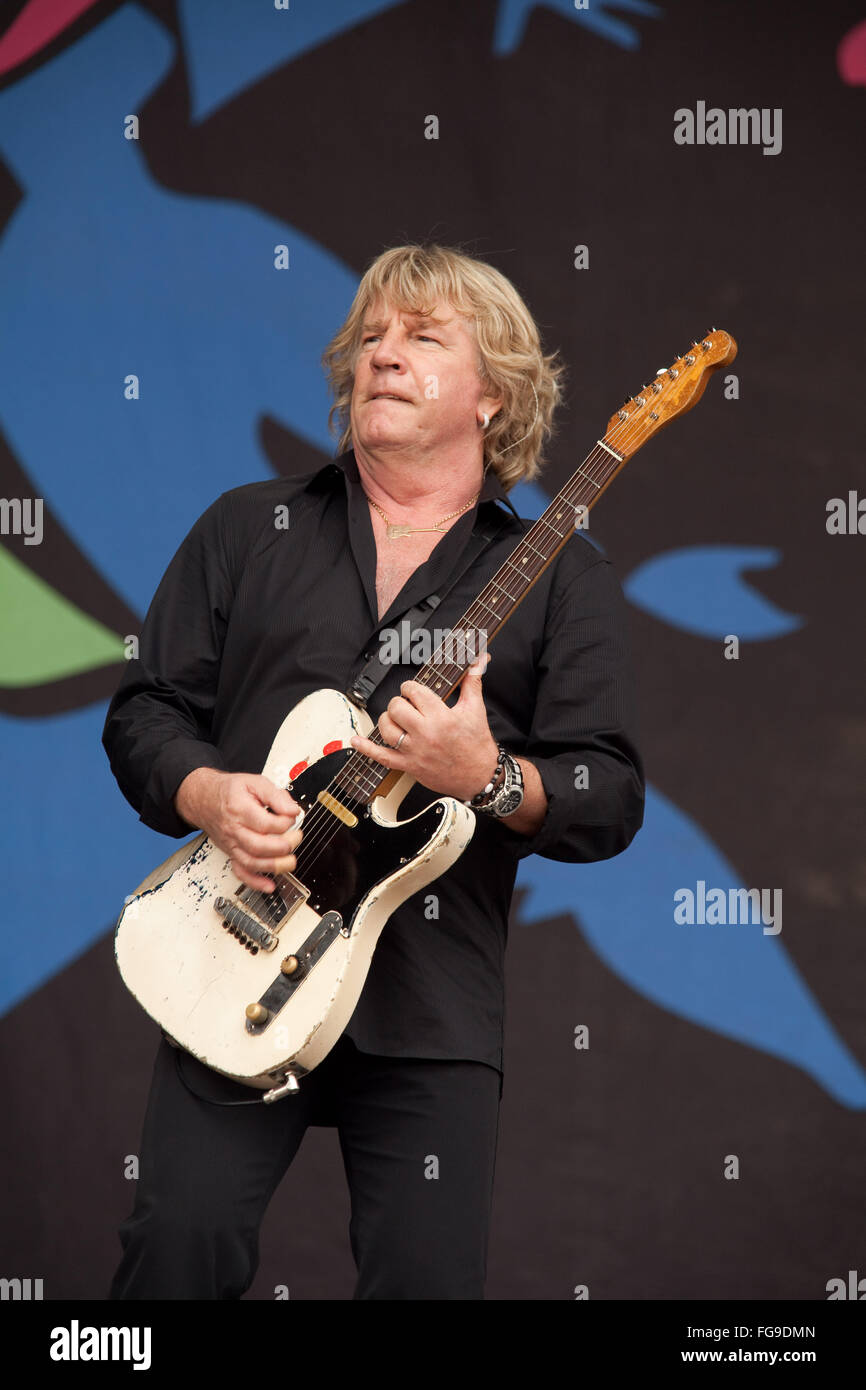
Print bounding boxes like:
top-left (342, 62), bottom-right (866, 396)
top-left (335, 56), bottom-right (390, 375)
top-left (510, 481), bottom-right (865, 1109)
top-left (515, 785), bottom-right (866, 1108)
top-left (176, 0), bottom-right (663, 125)
top-left (493, 0), bottom-right (662, 55)
top-left (178, 0), bottom-right (406, 123)
top-left (624, 546), bottom-right (803, 641)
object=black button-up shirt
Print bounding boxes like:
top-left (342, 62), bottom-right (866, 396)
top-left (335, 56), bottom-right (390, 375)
top-left (102, 451), bottom-right (644, 1075)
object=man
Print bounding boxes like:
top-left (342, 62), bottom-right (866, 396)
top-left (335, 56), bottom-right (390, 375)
top-left (103, 243), bottom-right (644, 1300)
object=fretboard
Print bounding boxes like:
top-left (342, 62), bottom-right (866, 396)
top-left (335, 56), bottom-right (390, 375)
top-left (332, 434), bottom-right (628, 806)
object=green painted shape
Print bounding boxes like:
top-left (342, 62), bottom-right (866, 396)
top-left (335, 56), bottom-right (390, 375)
top-left (0, 545), bottom-right (125, 686)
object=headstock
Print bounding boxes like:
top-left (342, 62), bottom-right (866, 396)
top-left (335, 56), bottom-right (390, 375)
top-left (603, 330), bottom-right (737, 461)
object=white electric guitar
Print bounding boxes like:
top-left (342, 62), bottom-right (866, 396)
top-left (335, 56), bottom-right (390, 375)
top-left (115, 331), bottom-right (736, 1100)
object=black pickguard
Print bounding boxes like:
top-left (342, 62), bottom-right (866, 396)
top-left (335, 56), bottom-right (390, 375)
top-left (276, 749), bottom-right (445, 928)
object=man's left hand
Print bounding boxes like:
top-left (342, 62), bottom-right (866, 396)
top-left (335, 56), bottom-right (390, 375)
top-left (349, 655), bottom-right (499, 802)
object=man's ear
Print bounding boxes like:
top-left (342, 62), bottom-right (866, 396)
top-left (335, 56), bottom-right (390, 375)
top-left (480, 388), bottom-right (503, 421)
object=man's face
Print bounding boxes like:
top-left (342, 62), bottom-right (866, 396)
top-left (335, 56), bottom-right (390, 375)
top-left (349, 296), bottom-right (499, 458)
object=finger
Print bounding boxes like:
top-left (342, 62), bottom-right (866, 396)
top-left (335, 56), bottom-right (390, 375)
top-left (246, 775), bottom-right (299, 818)
top-left (386, 694), bottom-right (423, 731)
top-left (231, 825), bottom-right (303, 860)
top-left (271, 853), bottom-right (299, 876)
top-left (349, 733), bottom-right (403, 768)
top-left (235, 801), bottom-right (297, 836)
top-left (378, 711), bottom-right (407, 746)
top-left (231, 848), bottom-right (298, 886)
top-left (468, 650), bottom-right (491, 676)
top-left (232, 862), bottom-right (278, 893)
top-left (457, 652), bottom-right (491, 702)
top-left (398, 680), bottom-right (442, 713)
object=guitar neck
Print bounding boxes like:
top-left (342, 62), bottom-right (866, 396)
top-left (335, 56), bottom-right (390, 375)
top-left (411, 440), bottom-right (625, 698)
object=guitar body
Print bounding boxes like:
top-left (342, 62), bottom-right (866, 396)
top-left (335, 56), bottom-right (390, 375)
top-left (114, 689), bottom-right (475, 1095)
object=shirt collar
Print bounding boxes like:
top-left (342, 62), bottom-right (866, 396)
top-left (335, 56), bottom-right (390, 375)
top-left (306, 450), bottom-right (523, 523)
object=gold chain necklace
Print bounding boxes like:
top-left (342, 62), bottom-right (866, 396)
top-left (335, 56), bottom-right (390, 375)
top-left (367, 491), bottom-right (480, 541)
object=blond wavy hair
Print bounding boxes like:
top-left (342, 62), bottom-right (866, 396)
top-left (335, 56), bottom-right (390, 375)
top-left (322, 243), bottom-right (565, 489)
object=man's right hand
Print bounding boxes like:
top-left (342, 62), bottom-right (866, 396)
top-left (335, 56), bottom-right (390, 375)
top-left (173, 768), bottom-right (302, 893)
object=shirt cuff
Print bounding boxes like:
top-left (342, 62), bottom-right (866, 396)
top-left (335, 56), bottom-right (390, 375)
top-left (492, 755), bottom-right (575, 860)
top-left (492, 753), bottom-right (643, 863)
top-left (140, 738), bottom-right (228, 838)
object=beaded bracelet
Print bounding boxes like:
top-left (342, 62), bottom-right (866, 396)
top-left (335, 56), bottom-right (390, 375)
top-left (467, 744), bottom-right (508, 809)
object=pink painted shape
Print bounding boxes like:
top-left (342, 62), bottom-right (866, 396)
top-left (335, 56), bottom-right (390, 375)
top-left (838, 19), bottom-right (866, 86)
top-left (0, 0), bottom-right (101, 77)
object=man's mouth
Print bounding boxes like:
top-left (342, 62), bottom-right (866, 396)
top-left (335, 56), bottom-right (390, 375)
top-left (370, 392), bottom-right (410, 402)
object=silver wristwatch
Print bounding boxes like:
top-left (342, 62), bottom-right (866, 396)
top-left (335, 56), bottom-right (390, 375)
top-left (467, 745), bottom-right (525, 819)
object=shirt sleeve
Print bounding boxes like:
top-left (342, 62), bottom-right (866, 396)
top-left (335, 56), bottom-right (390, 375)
top-left (496, 550), bottom-right (645, 863)
top-left (101, 494), bottom-right (236, 838)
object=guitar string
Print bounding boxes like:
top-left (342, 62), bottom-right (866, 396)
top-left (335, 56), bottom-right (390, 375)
top-left (238, 352), bottom-right (709, 929)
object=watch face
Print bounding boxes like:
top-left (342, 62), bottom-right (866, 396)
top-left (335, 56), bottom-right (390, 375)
top-left (495, 789), bottom-right (524, 817)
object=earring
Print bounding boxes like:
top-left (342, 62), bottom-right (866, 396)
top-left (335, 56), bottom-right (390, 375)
top-left (480, 413), bottom-right (490, 429)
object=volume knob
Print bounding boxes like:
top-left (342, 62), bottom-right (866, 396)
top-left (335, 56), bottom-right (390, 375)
top-left (245, 1002), bottom-right (268, 1024)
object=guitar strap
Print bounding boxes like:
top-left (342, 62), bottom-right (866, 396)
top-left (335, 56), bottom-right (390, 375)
top-left (346, 509), bottom-right (515, 710)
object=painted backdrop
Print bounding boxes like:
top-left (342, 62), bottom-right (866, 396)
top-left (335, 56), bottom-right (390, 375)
top-left (1, 0), bottom-right (864, 1299)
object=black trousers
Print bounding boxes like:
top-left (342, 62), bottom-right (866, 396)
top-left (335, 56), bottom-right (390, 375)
top-left (108, 1032), bottom-right (502, 1300)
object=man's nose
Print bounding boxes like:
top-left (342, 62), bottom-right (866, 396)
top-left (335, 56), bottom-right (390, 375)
top-left (370, 328), bottom-right (406, 368)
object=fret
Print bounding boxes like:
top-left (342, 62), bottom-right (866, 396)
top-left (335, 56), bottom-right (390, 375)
top-left (337, 763), bottom-right (376, 792)
top-left (471, 596), bottom-right (501, 625)
top-left (522, 536), bottom-right (547, 561)
top-left (595, 439), bottom-right (623, 463)
top-left (502, 555), bottom-right (534, 581)
top-left (535, 517), bottom-right (567, 543)
top-left (487, 578), bottom-right (519, 604)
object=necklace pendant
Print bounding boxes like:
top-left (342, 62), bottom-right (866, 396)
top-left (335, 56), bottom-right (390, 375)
top-left (387, 523), bottom-right (414, 539)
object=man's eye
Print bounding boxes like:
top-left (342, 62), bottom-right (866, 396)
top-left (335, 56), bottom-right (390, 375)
top-left (417, 335), bottom-right (439, 343)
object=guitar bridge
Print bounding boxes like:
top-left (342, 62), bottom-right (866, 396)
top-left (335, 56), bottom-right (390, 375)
top-left (213, 898), bottom-right (279, 952)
